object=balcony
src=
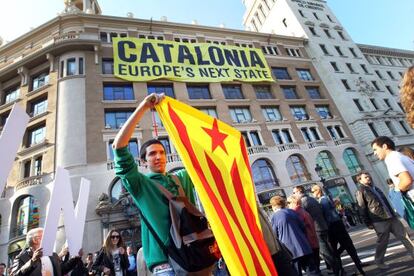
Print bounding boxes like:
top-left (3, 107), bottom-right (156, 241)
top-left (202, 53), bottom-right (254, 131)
top-left (334, 138), bottom-right (352, 146)
top-left (247, 145), bottom-right (269, 155)
top-left (307, 140), bottom-right (327, 149)
top-left (15, 174), bottom-right (47, 191)
top-left (54, 33), bottom-right (80, 44)
top-left (276, 143), bottom-right (300, 152)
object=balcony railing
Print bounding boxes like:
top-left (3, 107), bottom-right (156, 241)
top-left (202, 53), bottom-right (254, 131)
top-left (334, 138), bottom-right (352, 146)
top-left (276, 143), bottom-right (300, 152)
top-left (307, 140), bottom-right (327, 149)
top-left (15, 174), bottom-right (44, 191)
top-left (247, 145), bottom-right (269, 155)
top-left (54, 33), bottom-right (80, 44)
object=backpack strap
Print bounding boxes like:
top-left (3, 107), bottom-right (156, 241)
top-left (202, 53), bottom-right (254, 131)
top-left (170, 174), bottom-right (185, 197)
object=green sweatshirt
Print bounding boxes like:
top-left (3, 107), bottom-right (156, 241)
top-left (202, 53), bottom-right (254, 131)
top-left (113, 147), bottom-right (195, 270)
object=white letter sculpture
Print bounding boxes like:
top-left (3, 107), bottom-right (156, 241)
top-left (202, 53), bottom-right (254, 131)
top-left (41, 167), bottom-right (90, 256)
top-left (0, 104), bottom-right (30, 193)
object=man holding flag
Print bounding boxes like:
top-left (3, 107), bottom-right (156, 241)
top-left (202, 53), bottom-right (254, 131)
top-left (113, 93), bottom-right (277, 276)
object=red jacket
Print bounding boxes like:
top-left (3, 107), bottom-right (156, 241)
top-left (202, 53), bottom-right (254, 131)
top-left (293, 206), bottom-right (319, 249)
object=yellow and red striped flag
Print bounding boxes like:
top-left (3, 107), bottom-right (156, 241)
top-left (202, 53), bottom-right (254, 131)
top-left (155, 96), bottom-right (277, 276)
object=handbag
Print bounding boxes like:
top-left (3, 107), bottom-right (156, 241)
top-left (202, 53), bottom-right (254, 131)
top-left (401, 193), bottom-right (414, 229)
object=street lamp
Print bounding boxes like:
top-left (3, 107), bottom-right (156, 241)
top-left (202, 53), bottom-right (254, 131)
top-left (314, 164), bottom-right (325, 184)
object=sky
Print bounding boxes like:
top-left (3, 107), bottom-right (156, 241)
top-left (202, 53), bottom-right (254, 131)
top-left (0, 0), bottom-right (412, 50)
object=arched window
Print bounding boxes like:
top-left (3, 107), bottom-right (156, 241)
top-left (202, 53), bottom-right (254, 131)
top-left (109, 177), bottom-right (126, 203)
top-left (16, 196), bottom-right (39, 236)
top-left (316, 151), bottom-right (338, 177)
top-left (343, 148), bottom-right (363, 174)
top-left (286, 155), bottom-right (311, 184)
top-left (252, 159), bottom-right (279, 193)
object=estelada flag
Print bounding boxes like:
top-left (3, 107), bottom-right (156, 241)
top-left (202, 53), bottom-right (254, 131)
top-left (155, 96), bottom-right (277, 276)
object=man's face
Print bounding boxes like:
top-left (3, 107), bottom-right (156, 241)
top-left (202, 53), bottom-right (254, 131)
top-left (33, 230), bottom-right (43, 247)
top-left (86, 255), bottom-right (93, 262)
top-left (143, 144), bottom-right (167, 173)
top-left (0, 265), bottom-right (5, 275)
top-left (359, 173), bottom-right (372, 186)
top-left (127, 247), bottom-right (132, 255)
top-left (372, 143), bottom-right (388, 160)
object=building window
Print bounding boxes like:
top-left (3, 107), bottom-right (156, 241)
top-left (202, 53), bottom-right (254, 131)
top-left (296, 69), bottom-right (314, 81)
top-left (316, 151), bottom-right (338, 177)
top-left (360, 64), bottom-right (369, 74)
top-left (272, 129), bottom-right (293, 144)
top-left (383, 99), bottom-right (393, 110)
top-left (103, 84), bottom-right (134, 101)
top-left (282, 18), bottom-right (287, 28)
top-left (399, 120), bottom-right (410, 134)
top-left (3, 86), bottom-right (20, 105)
top-left (341, 79), bottom-right (351, 90)
top-left (286, 48), bottom-right (301, 57)
top-left (31, 72), bottom-right (49, 91)
top-left (301, 127), bottom-right (320, 142)
top-left (29, 98), bottom-right (48, 117)
top-left (286, 154), bottom-right (311, 184)
top-left (368, 123), bottom-right (379, 137)
top-left (102, 58), bottom-right (114, 74)
top-left (222, 85), bottom-right (244, 99)
top-left (159, 137), bottom-right (172, 154)
top-left (147, 84), bottom-right (175, 98)
top-left (327, 125), bottom-right (345, 140)
top-left (330, 62), bottom-right (340, 72)
top-left (298, 9), bottom-right (305, 17)
top-left (79, 58), bottom-right (84, 75)
top-left (353, 99), bottom-right (364, 111)
top-left (23, 160), bottom-right (31, 178)
top-left (262, 106), bottom-right (282, 121)
top-left (254, 85), bottom-right (274, 99)
top-left (335, 46), bottom-right (344, 56)
top-left (323, 29), bottom-right (332, 38)
top-left (15, 196), bottom-right (39, 236)
top-left (261, 45), bottom-right (279, 55)
top-left (346, 63), bottom-right (355, 73)
top-left (187, 85), bottom-right (211, 99)
top-left (249, 131), bottom-right (262, 146)
top-left (108, 139), bottom-right (138, 160)
top-left (385, 85), bottom-right (394, 95)
top-left (385, 121), bottom-right (397, 135)
top-left (349, 48), bottom-right (358, 58)
top-left (313, 12), bottom-right (319, 20)
top-left (371, 81), bottom-right (380, 91)
top-left (290, 106), bottom-right (308, 120)
top-left (387, 71), bottom-right (396, 80)
top-left (370, 98), bottom-right (378, 110)
top-left (198, 107), bottom-right (218, 118)
top-left (309, 27), bottom-right (317, 36)
top-left (320, 44), bottom-right (330, 55)
top-left (306, 87), bottom-right (322, 99)
top-left (229, 107), bottom-right (252, 123)
top-left (252, 159), bottom-right (279, 193)
top-left (33, 156), bottom-right (42, 176)
top-left (337, 31), bottom-right (346, 40)
top-left (343, 148), bottom-right (363, 174)
top-left (282, 86), bottom-right (299, 99)
top-left (66, 58), bottom-right (76, 76)
top-left (27, 125), bottom-right (46, 147)
top-left (104, 110), bottom-right (133, 129)
top-left (272, 67), bottom-right (291, 80)
top-left (375, 70), bottom-right (384, 79)
top-left (327, 14), bottom-right (334, 22)
top-left (315, 105), bottom-right (332, 119)
top-left (109, 178), bottom-right (124, 203)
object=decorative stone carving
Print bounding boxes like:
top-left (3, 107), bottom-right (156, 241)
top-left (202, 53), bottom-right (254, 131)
top-left (96, 193), bottom-right (111, 210)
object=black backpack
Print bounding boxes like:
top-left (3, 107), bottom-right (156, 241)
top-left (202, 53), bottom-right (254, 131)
top-left (140, 175), bottom-right (219, 275)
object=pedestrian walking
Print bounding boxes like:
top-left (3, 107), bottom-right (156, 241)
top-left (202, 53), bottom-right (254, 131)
top-left (355, 171), bottom-right (414, 270)
top-left (311, 185), bottom-right (365, 275)
top-left (293, 186), bottom-right (344, 276)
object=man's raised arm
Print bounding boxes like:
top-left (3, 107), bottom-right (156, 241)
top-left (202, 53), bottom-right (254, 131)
top-left (112, 93), bottom-right (164, 149)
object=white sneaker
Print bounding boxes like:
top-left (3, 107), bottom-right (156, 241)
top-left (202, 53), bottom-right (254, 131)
top-left (376, 263), bottom-right (389, 270)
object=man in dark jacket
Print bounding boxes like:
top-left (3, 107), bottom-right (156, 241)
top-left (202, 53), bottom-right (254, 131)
top-left (356, 171), bottom-right (414, 269)
top-left (293, 186), bottom-right (344, 276)
top-left (10, 228), bottom-right (81, 276)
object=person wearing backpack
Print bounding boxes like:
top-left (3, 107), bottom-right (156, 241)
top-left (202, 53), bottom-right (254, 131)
top-left (112, 93), bottom-right (214, 275)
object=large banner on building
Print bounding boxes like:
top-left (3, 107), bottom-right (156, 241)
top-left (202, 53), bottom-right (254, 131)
top-left (113, 38), bottom-right (273, 83)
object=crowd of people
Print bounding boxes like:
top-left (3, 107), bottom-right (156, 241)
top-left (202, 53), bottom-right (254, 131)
top-left (1, 66), bottom-right (414, 276)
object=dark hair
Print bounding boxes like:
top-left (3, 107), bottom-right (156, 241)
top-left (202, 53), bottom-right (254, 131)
top-left (0, 263), bottom-right (5, 267)
top-left (87, 253), bottom-right (93, 257)
top-left (294, 185), bottom-right (305, 193)
top-left (356, 171), bottom-right (370, 182)
top-left (386, 178), bottom-right (394, 185)
top-left (371, 136), bottom-right (395, 150)
top-left (139, 139), bottom-right (166, 161)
